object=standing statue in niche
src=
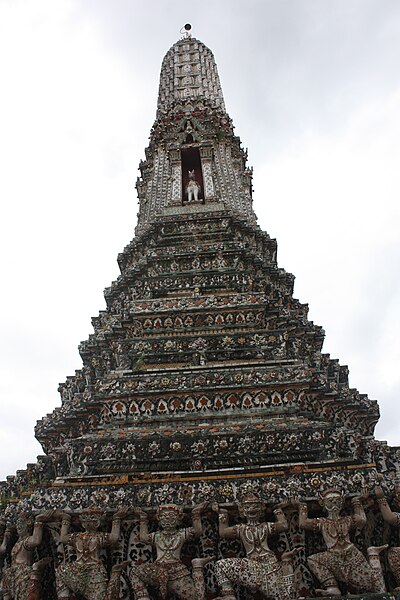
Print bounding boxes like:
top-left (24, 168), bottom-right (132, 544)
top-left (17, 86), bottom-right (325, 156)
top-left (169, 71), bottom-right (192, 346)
top-left (113, 341), bottom-right (132, 371)
top-left (130, 503), bottom-right (213, 600)
top-left (56, 507), bottom-right (128, 600)
top-left (1, 511), bottom-right (53, 600)
top-left (296, 489), bottom-right (387, 596)
top-left (213, 493), bottom-right (296, 600)
top-left (186, 170), bottom-right (201, 203)
top-left (375, 486), bottom-right (400, 590)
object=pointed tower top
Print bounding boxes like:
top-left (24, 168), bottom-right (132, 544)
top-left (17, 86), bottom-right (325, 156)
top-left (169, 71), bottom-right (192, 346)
top-left (157, 36), bottom-right (226, 118)
top-left (135, 33), bottom-right (255, 233)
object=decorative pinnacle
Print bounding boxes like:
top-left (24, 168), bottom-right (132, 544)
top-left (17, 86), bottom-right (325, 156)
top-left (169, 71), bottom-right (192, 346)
top-left (180, 23), bottom-right (192, 39)
top-left (157, 33), bottom-right (226, 116)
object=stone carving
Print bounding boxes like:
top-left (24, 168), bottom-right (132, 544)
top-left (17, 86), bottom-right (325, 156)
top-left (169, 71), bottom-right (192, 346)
top-left (0, 518), bottom-right (13, 593)
top-left (186, 170), bottom-right (201, 202)
top-left (130, 503), bottom-right (213, 599)
top-left (113, 342), bottom-right (131, 371)
top-left (213, 493), bottom-right (296, 600)
top-left (2, 31), bottom-right (400, 600)
top-left (297, 489), bottom-right (387, 596)
top-left (0, 516), bottom-right (12, 559)
top-left (375, 485), bottom-right (400, 590)
top-left (27, 466), bottom-right (380, 516)
top-left (1, 511), bottom-right (52, 600)
top-left (56, 507), bottom-right (127, 600)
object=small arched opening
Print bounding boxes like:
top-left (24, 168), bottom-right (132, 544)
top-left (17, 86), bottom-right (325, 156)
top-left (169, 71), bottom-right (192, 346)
top-left (181, 147), bottom-right (204, 204)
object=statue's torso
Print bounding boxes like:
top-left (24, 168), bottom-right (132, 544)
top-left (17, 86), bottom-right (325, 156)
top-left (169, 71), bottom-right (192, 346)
top-left (153, 528), bottom-right (193, 563)
top-left (11, 537), bottom-right (33, 565)
top-left (318, 516), bottom-right (354, 551)
top-left (70, 532), bottom-right (108, 565)
top-left (237, 522), bottom-right (273, 560)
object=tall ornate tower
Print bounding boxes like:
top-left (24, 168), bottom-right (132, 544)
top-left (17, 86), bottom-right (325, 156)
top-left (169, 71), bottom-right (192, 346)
top-left (135, 35), bottom-right (255, 232)
top-left (1, 31), bottom-right (399, 600)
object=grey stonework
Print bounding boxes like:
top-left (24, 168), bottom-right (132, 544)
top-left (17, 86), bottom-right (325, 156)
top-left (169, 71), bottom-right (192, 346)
top-left (1, 32), bottom-right (400, 600)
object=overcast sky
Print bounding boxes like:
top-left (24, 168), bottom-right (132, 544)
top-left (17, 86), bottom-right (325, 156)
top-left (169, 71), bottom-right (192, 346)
top-left (0, 0), bottom-right (399, 480)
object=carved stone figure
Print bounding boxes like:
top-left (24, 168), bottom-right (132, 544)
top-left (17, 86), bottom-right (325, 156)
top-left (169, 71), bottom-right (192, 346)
top-left (113, 342), bottom-right (131, 371)
top-left (298, 489), bottom-right (387, 596)
top-left (0, 519), bottom-right (13, 591)
top-left (130, 503), bottom-right (212, 599)
top-left (213, 493), bottom-right (296, 600)
top-left (186, 170), bottom-right (201, 202)
top-left (1, 511), bottom-right (52, 600)
top-left (56, 507), bottom-right (127, 600)
top-left (375, 485), bottom-right (400, 590)
top-left (0, 517), bottom-right (13, 560)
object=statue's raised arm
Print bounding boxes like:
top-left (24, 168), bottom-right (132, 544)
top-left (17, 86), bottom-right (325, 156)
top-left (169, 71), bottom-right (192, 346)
top-left (214, 492), bottom-right (296, 600)
top-left (56, 506), bottom-right (127, 600)
top-left (375, 486), bottom-right (400, 591)
top-left (130, 503), bottom-right (213, 600)
top-left (300, 488), bottom-right (387, 597)
top-left (2, 510), bottom-right (52, 600)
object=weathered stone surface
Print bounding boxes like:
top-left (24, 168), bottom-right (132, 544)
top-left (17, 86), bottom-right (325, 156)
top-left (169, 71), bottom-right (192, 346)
top-left (1, 31), bottom-right (399, 600)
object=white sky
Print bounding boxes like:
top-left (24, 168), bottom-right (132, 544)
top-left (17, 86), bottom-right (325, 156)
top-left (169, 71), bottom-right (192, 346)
top-left (0, 0), bottom-right (399, 479)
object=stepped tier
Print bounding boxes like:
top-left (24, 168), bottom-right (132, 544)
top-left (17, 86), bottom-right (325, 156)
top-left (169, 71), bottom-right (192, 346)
top-left (32, 202), bottom-right (381, 488)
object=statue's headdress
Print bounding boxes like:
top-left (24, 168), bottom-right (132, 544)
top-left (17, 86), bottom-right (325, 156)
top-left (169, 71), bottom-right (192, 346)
top-left (241, 492), bottom-right (263, 504)
top-left (16, 510), bottom-right (34, 531)
top-left (318, 488), bottom-right (344, 507)
top-left (80, 506), bottom-right (103, 516)
top-left (237, 482), bottom-right (262, 503)
top-left (156, 504), bottom-right (184, 521)
top-left (79, 506), bottom-right (104, 526)
top-left (238, 491), bottom-right (264, 518)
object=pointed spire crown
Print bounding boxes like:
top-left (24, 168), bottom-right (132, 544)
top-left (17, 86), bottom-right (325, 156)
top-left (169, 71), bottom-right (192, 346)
top-left (157, 37), bottom-right (226, 118)
top-left (135, 34), bottom-right (255, 233)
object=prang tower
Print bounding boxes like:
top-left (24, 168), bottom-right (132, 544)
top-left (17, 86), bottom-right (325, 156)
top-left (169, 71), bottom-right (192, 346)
top-left (1, 31), bottom-right (399, 599)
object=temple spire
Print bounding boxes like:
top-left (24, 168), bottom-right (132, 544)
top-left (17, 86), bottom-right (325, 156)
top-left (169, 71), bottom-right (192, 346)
top-left (2, 32), bottom-right (397, 600)
top-left (135, 35), bottom-right (255, 233)
top-left (157, 35), bottom-right (226, 116)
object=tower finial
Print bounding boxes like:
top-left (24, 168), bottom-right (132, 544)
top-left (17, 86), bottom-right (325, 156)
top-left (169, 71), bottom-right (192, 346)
top-left (180, 23), bottom-right (192, 39)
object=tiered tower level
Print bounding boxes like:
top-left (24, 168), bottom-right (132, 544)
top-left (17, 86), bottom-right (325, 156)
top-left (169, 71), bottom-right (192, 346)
top-left (1, 35), bottom-right (400, 599)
